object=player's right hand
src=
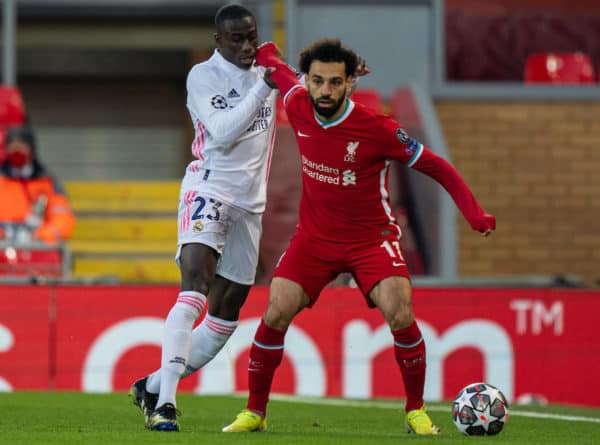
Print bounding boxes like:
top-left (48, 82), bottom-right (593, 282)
top-left (355, 56), bottom-right (371, 77)
top-left (262, 68), bottom-right (278, 89)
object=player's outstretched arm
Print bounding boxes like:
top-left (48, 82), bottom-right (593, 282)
top-left (255, 42), bottom-right (302, 97)
top-left (411, 148), bottom-right (496, 236)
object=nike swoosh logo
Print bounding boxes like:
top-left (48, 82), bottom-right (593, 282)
top-left (392, 262), bottom-right (406, 267)
top-left (297, 131), bottom-right (311, 138)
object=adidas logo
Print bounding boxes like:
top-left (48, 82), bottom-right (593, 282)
top-left (227, 88), bottom-right (240, 98)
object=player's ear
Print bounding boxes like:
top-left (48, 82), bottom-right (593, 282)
top-left (214, 32), bottom-right (220, 45)
top-left (345, 76), bottom-right (354, 95)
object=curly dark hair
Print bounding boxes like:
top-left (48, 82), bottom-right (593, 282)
top-left (298, 38), bottom-right (358, 77)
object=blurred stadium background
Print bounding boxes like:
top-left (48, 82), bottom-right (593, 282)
top-left (1, 0), bottom-right (599, 409)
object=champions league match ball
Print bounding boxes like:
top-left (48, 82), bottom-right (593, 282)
top-left (452, 382), bottom-right (509, 436)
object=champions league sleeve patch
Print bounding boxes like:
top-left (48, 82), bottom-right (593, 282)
top-left (396, 127), bottom-right (421, 158)
top-left (405, 139), bottom-right (420, 157)
top-left (211, 95), bottom-right (228, 109)
top-left (396, 127), bottom-right (411, 144)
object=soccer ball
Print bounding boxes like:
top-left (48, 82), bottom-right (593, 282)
top-left (452, 382), bottom-right (509, 436)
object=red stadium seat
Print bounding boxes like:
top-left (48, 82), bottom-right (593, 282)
top-left (524, 52), bottom-right (595, 84)
top-left (351, 88), bottom-right (383, 113)
top-left (390, 88), bottom-right (421, 129)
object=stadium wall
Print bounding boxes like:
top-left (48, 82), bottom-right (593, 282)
top-left (1, 285), bottom-right (599, 407)
top-left (436, 101), bottom-right (600, 287)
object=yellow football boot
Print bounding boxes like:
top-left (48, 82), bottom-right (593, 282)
top-left (406, 405), bottom-right (441, 435)
top-left (222, 409), bottom-right (267, 433)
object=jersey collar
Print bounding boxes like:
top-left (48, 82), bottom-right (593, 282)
top-left (314, 98), bottom-right (355, 129)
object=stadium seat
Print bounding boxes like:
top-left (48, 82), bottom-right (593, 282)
top-left (524, 52), bottom-right (595, 84)
top-left (351, 88), bottom-right (383, 113)
top-left (390, 88), bottom-right (421, 129)
top-left (66, 181), bottom-right (180, 283)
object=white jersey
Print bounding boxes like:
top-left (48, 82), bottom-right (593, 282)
top-left (182, 49), bottom-right (277, 213)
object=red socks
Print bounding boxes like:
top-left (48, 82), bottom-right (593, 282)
top-left (392, 321), bottom-right (426, 412)
top-left (245, 319), bottom-right (425, 415)
top-left (246, 320), bottom-right (286, 416)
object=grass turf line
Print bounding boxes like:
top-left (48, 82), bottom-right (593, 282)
top-left (1, 392), bottom-right (599, 445)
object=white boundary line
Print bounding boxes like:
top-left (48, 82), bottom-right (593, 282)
top-left (265, 394), bottom-right (600, 424)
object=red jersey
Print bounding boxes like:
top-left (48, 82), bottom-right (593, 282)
top-left (284, 85), bottom-right (420, 242)
top-left (255, 42), bottom-right (495, 243)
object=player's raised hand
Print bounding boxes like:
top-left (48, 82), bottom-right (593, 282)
top-left (355, 55), bottom-right (371, 77)
top-left (256, 42), bottom-right (281, 67)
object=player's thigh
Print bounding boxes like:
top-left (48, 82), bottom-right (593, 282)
top-left (216, 210), bottom-right (262, 286)
top-left (201, 210), bottom-right (260, 320)
top-left (368, 276), bottom-right (414, 330)
top-left (273, 232), bottom-right (338, 306)
top-left (264, 277), bottom-right (311, 330)
top-left (207, 275), bottom-right (251, 321)
top-left (179, 243), bottom-right (219, 292)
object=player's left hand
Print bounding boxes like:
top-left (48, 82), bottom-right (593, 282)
top-left (478, 213), bottom-right (496, 237)
top-left (256, 42), bottom-right (281, 67)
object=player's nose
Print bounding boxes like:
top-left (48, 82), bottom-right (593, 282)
top-left (321, 83), bottom-right (333, 95)
top-left (241, 39), bottom-right (255, 53)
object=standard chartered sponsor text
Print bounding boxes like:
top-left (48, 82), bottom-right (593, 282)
top-left (302, 155), bottom-right (340, 184)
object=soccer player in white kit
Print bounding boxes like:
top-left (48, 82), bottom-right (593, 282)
top-left (129, 4), bottom-right (278, 431)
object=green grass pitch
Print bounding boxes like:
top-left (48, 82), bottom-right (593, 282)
top-left (1, 392), bottom-right (599, 445)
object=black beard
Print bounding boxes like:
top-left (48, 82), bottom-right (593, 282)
top-left (312, 97), bottom-right (343, 118)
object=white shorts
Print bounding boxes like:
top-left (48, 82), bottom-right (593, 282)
top-left (176, 189), bottom-right (262, 285)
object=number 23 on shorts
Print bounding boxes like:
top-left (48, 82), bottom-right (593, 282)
top-left (191, 196), bottom-right (223, 221)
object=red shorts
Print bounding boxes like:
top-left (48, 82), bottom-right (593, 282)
top-left (273, 230), bottom-right (411, 307)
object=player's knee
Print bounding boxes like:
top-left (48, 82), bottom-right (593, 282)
top-left (181, 270), bottom-right (211, 296)
top-left (209, 304), bottom-right (241, 321)
top-left (385, 304), bottom-right (414, 330)
top-left (263, 303), bottom-right (294, 331)
top-left (190, 281), bottom-right (210, 297)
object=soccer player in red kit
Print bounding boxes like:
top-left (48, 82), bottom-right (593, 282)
top-left (223, 39), bottom-right (496, 435)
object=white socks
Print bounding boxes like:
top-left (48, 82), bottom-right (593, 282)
top-left (184, 314), bottom-right (238, 376)
top-left (156, 291), bottom-right (205, 408)
top-left (146, 313), bottom-right (238, 395)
